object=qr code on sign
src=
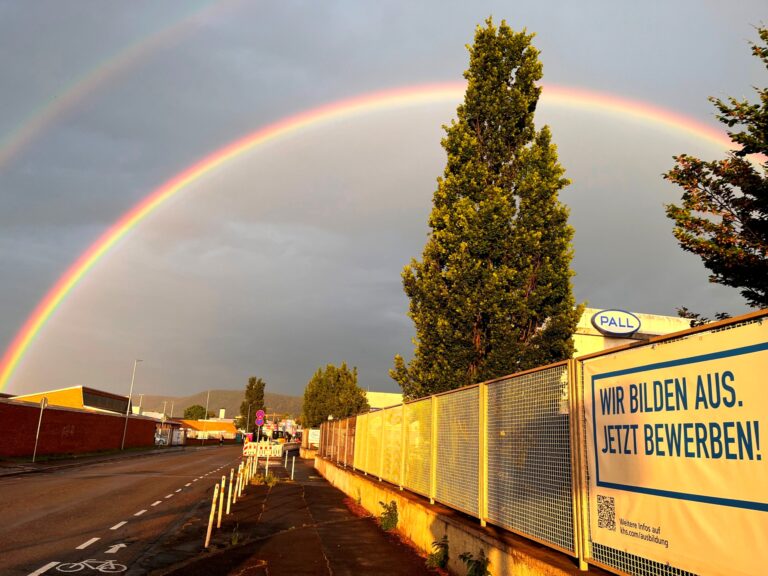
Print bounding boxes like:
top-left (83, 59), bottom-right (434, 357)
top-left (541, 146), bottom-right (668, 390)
top-left (597, 495), bottom-right (615, 531)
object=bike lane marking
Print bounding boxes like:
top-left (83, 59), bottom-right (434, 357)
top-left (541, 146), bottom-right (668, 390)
top-left (175, 488), bottom-right (182, 493)
top-left (110, 521), bottom-right (127, 530)
top-left (164, 493), bottom-right (174, 499)
top-left (185, 482), bottom-right (192, 487)
top-left (151, 500), bottom-right (162, 506)
top-left (76, 537), bottom-right (100, 549)
top-left (26, 561), bottom-right (58, 575)
top-left (134, 509), bottom-right (147, 516)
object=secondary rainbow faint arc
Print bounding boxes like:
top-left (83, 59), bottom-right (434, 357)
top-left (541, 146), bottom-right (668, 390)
top-left (0, 82), bottom-right (734, 391)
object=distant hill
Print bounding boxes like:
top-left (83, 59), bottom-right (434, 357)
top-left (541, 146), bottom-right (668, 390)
top-left (138, 389), bottom-right (302, 420)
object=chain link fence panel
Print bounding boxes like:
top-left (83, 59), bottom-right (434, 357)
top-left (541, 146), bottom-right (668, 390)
top-left (381, 406), bottom-right (403, 485)
top-left (436, 386), bottom-right (479, 516)
top-left (366, 410), bottom-right (383, 478)
top-left (404, 398), bottom-right (432, 497)
top-left (354, 413), bottom-right (368, 470)
top-left (486, 364), bottom-right (575, 553)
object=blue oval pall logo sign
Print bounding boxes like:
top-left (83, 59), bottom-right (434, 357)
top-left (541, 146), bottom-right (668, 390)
top-left (590, 309), bottom-right (641, 336)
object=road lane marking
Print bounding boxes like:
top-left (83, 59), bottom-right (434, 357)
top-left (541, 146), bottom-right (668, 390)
top-left (134, 509), bottom-right (147, 516)
top-left (110, 521), bottom-right (127, 530)
top-left (76, 537), bottom-right (100, 549)
top-left (175, 488), bottom-right (182, 493)
top-left (106, 543), bottom-right (128, 554)
top-left (151, 500), bottom-right (162, 506)
top-left (165, 494), bottom-right (174, 499)
top-left (193, 478), bottom-right (199, 482)
top-left (27, 561), bottom-right (59, 575)
top-left (185, 482), bottom-right (191, 487)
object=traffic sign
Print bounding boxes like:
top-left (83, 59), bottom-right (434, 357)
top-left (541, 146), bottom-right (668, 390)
top-left (255, 409), bottom-right (265, 426)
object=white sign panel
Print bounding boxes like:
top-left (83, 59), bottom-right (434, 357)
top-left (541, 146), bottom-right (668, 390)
top-left (584, 320), bottom-right (768, 576)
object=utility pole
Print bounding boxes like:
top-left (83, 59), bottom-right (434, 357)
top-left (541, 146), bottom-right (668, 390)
top-left (121, 359), bottom-right (142, 450)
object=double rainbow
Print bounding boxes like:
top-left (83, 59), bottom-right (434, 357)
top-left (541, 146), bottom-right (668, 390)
top-left (0, 82), bottom-right (733, 391)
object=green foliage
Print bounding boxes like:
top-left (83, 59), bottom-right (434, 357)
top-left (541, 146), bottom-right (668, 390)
top-left (391, 18), bottom-right (581, 399)
top-left (677, 307), bottom-right (731, 328)
top-left (252, 472), bottom-right (279, 487)
top-left (240, 377), bottom-right (267, 434)
top-left (183, 404), bottom-right (208, 420)
top-left (302, 362), bottom-right (369, 427)
top-left (230, 523), bottom-right (240, 546)
top-left (459, 549), bottom-right (491, 576)
top-left (378, 500), bottom-right (398, 531)
top-left (664, 26), bottom-right (768, 309)
top-left (426, 535), bottom-right (449, 569)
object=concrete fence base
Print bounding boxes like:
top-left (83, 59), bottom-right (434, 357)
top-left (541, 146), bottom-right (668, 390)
top-left (315, 457), bottom-right (600, 576)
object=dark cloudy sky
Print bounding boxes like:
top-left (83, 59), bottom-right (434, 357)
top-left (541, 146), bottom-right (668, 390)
top-left (0, 0), bottom-right (764, 399)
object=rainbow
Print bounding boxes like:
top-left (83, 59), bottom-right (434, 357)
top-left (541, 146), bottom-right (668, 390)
top-left (0, 0), bottom-right (225, 170)
top-left (0, 82), bottom-right (734, 391)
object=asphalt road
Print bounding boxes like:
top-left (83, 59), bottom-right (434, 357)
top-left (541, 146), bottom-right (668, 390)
top-left (0, 445), bottom-right (244, 576)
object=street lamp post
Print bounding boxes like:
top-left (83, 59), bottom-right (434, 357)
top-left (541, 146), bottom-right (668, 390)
top-left (121, 359), bottom-right (142, 450)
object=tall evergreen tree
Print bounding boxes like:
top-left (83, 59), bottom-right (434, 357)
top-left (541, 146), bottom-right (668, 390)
top-left (302, 362), bottom-right (369, 428)
top-left (664, 26), bottom-right (768, 309)
top-left (239, 376), bottom-right (266, 434)
top-left (391, 19), bottom-right (581, 399)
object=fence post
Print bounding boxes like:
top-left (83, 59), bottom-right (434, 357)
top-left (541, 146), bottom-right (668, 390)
top-left (362, 414), bottom-right (369, 475)
top-left (478, 382), bottom-right (488, 527)
top-left (429, 395), bottom-right (438, 505)
top-left (399, 403), bottom-right (407, 490)
top-left (569, 358), bottom-right (589, 571)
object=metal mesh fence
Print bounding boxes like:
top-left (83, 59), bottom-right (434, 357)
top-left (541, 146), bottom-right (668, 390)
top-left (320, 422), bottom-right (328, 456)
top-left (343, 417), bottom-right (356, 465)
top-left (435, 387), bottom-right (479, 516)
top-left (486, 365), bottom-right (574, 553)
top-left (381, 406), bottom-right (403, 485)
top-left (404, 398), bottom-right (432, 497)
top-left (354, 413), bottom-right (368, 470)
top-left (366, 410), bottom-right (383, 478)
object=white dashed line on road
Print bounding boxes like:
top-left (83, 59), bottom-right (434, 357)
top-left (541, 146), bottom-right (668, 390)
top-left (27, 561), bottom-right (59, 575)
top-left (76, 537), bottom-right (100, 549)
top-left (151, 500), bottom-right (162, 506)
top-left (110, 521), bottom-right (127, 530)
top-left (175, 488), bottom-right (182, 493)
top-left (165, 494), bottom-right (174, 499)
top-left (134, 509), bottom-right (147, 516)
top-left (185, 482), bottom-right (192, 487)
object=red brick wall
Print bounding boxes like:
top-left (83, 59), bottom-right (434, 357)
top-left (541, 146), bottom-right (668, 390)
top-left (0, 400), bottom-right (156, 458)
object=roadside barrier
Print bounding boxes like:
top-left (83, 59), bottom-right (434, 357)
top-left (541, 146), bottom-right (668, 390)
top-left (226, 468), bottom-right (233, 514)
top-left (204, 483), bottom-right (219, 548)
top-left (217, 475), bottom-right (225, 528)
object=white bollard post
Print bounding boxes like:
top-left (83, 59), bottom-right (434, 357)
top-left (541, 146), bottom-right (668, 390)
top-left (265, 455), bottom-right (270, 478)
top-left (217, 475), bottom-right (225, 528)
top-left (285, 451), bottom-right (288, 468)
top-left (291, 455), bottom-right (296, 480)
top-left (226, 468), bottom-right (234, 514)
top-left (204, 484), bottom-right (220, 548)
top-left (233, 465), bottom-right (241, 504)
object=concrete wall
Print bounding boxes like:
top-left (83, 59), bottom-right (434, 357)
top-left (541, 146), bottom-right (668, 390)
top-left (0, 398), bottom-right (156, 458)
top-left (315, 458), bottom-right (594, 576)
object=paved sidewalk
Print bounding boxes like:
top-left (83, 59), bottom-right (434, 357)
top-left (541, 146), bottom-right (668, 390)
top-left (151, 455), bottom-right (439, 576)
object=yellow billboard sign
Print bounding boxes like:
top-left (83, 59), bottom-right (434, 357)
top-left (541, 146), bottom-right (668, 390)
top-left (583, 320), bottom-right (767, 576)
